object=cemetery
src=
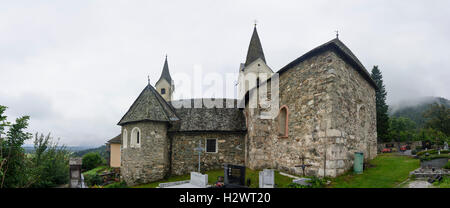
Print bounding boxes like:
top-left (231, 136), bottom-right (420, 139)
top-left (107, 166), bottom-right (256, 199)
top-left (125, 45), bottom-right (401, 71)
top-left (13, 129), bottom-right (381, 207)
top-left (408, 142), bottom-right (449, 185)
top-left (70, 144), bottom-right (448, 188)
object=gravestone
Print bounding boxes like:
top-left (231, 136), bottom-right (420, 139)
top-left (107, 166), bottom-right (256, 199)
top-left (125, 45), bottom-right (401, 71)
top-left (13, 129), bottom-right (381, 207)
top-left (159, 172), bottom-right (208, 188)
top-left (292, 178), bottom-right (312, 186)
top-left (69, 157), bottom-right (85, 188)
top-left (224, 164), bottom-right (246, 187)
top-left (444, 142), bottom-right (448, 150)
top-left (259, 169), bottom-right (274, 188)
top-left (190, 172), bottom-right (208, 188)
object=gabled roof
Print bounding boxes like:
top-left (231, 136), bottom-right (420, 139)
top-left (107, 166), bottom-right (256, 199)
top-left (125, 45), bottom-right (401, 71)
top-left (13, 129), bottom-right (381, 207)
top-left (244, 26), bottom-right (266, 67)
top-left (157, 56), bottom-right (172, 84)
top-left (107, 134), bottom-right (121, 144)
top-left (243, 38), bottom-right (377, 103)
top-left (168, 99), bottom-right (246, 132)
top-left (117, 83), bottom-right (179, 125)
top-left (278, 38), bottom-right (377, 89)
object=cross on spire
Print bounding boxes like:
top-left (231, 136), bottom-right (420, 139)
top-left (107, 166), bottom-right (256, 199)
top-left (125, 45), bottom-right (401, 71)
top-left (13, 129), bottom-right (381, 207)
top-left (254, 19), bottom-right (258, 27)
top-left (148, 75), bottom-right (150, 85)
top-left (335, 30), bottom-right (339, 39)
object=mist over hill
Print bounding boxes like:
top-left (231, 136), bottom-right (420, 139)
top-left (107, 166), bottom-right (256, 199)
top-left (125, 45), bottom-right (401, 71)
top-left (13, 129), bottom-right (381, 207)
top-left (389, 96), bottom-right (450, 128)
top-left (22, 144), bottom-right (94, 154)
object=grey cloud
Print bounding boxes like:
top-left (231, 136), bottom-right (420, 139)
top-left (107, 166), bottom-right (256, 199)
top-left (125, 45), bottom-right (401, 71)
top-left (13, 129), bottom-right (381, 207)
top-left (0, 0), bottom-right (449, 146)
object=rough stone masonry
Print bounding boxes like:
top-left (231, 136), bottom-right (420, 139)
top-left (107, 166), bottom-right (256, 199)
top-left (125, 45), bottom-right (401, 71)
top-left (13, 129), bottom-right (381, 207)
top-left (115, 26), bottom-right (377, 185)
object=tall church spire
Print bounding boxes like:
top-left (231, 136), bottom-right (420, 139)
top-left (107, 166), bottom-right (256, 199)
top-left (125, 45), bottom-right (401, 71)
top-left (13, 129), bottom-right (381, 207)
top-left (158, 55), bottom-right (172, 84)
top-left (244, 25), bottom-right (266, 67)
top-left (155, 55), bottom-right (174, 102)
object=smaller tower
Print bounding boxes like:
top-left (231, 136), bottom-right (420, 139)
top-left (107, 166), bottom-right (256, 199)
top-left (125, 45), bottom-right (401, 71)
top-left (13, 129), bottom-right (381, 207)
top-left (237, 25), bottom-right (273, 99)
top-left (155, 55), bottom-right (174, 101)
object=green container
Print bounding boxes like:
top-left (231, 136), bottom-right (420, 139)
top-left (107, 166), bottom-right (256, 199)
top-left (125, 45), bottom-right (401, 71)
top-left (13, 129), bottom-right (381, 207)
top-left (354, 152), bottom-right (364, 174)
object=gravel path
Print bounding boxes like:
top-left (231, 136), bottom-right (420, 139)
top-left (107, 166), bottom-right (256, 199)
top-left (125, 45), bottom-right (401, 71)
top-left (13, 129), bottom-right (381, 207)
top-left (407, 179), bottom-right (432, 188)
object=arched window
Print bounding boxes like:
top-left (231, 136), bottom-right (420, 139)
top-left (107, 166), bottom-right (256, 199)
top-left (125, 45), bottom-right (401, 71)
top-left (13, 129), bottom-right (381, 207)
top-left (123, 129), bottom-right (128, 148)
top-left (278, 105), bottom-right (289, 137)
top-left (131, 127), bottom-right (141, 148)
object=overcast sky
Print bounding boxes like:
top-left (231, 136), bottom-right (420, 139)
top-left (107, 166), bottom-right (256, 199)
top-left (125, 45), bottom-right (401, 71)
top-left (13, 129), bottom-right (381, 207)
top-left (1, 0), bottom-right (449, 146)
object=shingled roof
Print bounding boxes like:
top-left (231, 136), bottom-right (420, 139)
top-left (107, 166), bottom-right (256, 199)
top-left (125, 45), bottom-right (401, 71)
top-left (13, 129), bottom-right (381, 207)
top-left (107, 134), bottom-right (121, 144)
top-left (168, 99), bottom-right (246, 132)
top-left (157, 56), bottom-right (172, 84)
top-left (117, 84), bottom-right (179, 125)
top-left (244, 26), bottom-right (266, 68)
top-left (278, 38), bottom-right (377, 89)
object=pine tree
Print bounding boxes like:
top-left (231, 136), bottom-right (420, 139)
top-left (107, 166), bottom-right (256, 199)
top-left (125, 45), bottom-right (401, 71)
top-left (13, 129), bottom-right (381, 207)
top-left (371, 66), bottom-right (390, 142)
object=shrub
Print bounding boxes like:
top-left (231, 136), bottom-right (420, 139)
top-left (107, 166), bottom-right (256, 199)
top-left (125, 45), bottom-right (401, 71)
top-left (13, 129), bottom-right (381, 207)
top-left (286, 177), bottom-right (326, 188)
top-left (82, 152), bottom-right (104, 171)
top-left (419, 154), bottom-right (450, 161)
top-left (417, 149), bottom-right (450, 157)
top-left (411, 150), bottom-right (417, 155)
top-left (287, 182), bottom-right (308, 188)
top-left (84, 173), bottom-right (103, 187)
top-left (444, 162), bottom-right (450, 169)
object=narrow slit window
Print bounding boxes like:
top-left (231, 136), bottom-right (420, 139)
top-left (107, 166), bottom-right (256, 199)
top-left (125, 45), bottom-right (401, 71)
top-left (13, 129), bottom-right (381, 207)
top-left (161, 88), bottom-right (166, 94)
top-left (137, 131), bottom-right (140, 144)
top-left (278, 106), bottom-right (289, 137)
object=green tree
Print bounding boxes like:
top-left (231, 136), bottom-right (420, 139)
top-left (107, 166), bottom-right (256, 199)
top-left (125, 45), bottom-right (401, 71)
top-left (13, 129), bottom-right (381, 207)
top-left (30, 133), bottom-right (69, 187)
top-left (415, 128), bottom-right (449, 146)
top-left (82, 152), bottom-right (104, 171)
top-left (388, 117), bottom-right (417, 142)
top-left (0, 105), bottom-right (32, 188)
top-left (423, 103), bottom-right (450, 136)
top-left (371, 66), bottom-right (390, 142)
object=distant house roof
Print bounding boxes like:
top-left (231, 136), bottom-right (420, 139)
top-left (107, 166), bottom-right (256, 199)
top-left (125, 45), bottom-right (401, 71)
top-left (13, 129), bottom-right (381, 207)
top-left (108, 134), bottom-right (121, 144)
top-left (117, 84), bottom-right (179, 125)
top-left (168, 99), bottom-right (246, 133)
top-left (244, 26), bottom-right (266, 68)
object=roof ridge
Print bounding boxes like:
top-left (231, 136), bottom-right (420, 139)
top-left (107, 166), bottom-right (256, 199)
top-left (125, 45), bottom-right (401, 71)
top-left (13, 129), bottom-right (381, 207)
top-left (117, 83), bottom-right (179, 126)
top-left (149, 84), bottom-right (179, 121)
top-left (117, 85), bottom-right (149, 125)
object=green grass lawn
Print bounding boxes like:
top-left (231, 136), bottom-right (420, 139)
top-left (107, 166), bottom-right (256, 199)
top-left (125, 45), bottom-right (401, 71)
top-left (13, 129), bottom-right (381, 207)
top-left (133, 168), bottom-right (295, 188)
top-left (433, 176), bottom-right (450, 188)
top-left (82, 166), bottom-right (110, 176)
top-left (329, 153), bottom-right (420, 188)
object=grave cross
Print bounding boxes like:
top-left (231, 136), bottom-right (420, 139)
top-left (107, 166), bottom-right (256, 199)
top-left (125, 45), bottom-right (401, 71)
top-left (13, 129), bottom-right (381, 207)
top-left (294, 155), bottom-right (312, 177)
top-left (194, 140), bottom-right (205, 173)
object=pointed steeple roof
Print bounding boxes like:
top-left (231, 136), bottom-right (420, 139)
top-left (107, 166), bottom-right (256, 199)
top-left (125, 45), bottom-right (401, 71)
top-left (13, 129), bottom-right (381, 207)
top-left (117, 83), bottom-right (179, 125)
top-left (244, 26), bottom-right (266, 67)
top-left (157, 55), bottom-right (172, 84)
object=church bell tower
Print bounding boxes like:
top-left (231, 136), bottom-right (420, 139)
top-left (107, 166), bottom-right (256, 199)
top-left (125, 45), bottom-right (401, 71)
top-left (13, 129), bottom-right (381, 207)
top-left (237, 25), bottom-right (273, 99)
top-left (155, 55), bottom-right (174, 102)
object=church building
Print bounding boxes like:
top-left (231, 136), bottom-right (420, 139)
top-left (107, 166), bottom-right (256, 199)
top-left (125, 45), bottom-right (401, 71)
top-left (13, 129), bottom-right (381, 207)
top-left (115, 26), bottom-right (378, 185)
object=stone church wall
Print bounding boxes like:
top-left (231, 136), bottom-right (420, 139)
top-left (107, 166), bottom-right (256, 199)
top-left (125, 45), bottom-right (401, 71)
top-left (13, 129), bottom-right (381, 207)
top-left (170, 132), bottom-right (245, 175)
top-left (120, 121), bottom-right (170, 185)
top-left (327, 51), bottom-right (377, 176)
top-left (246, 50), bottom-right (377, 177)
